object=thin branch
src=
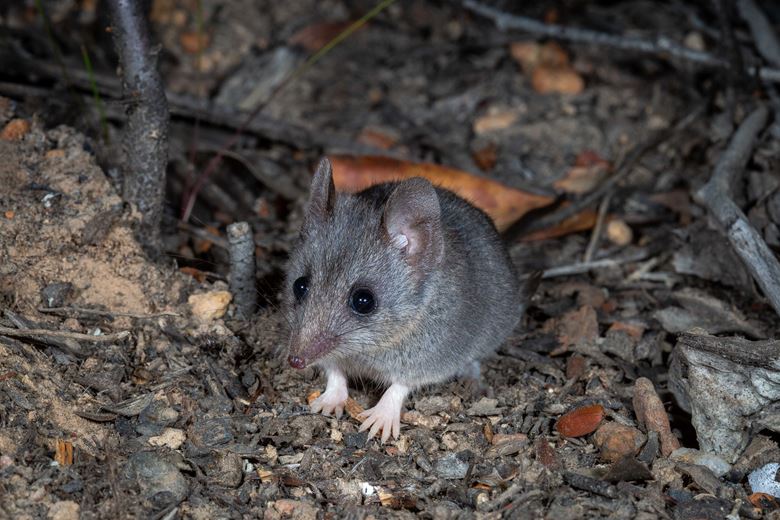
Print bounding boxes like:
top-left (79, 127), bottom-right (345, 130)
top-left (227, 222), bottom-right (257, 319)
top-left (583, 192), bottom-right (612, 263)
top-left (106, 0), bottom-right (169, 256)
top-left (694, 105), bottom-right (780, 317)
top-left (738, 0), bottom-right (780, 68)
top-left (37, 307), bottom-right (178, 319)
top-left (462, 0), bottom-right (780, 83)
top-left (0, 326), bottom-right (131, 344)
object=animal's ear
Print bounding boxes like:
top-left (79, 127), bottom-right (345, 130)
top-left (382, 178), bottom-right (444, 271)
top-left (303, 157), bottom-right (335, 232)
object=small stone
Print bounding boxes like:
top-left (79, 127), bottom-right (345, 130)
top-left (466, 397), bottom-right (502, 416)
top-left (148, 428), bottom-right (186, 450)
top-left (123, 452), bottom-right (188, 505)
top-left (272, 499), bottom-right (318, 520)
top-left (606, 219), bottom-right (633, 246)
top-left (40, 282), bottom-right (73, 308)
top-left (188, 290), bottom-right (232, 322)
top-left (1, 119), bottom-right (30, 141)
top-left (413, 395), bottom-right (450, 415)
top-left (401, 410), bottom-right (445, 429)
top-left (435, 452), bottom-right (470, 480)
top-left (603, 456), bottom-right (653, 482)
top-left (748, 462), bottom-right (780, 498)
top-left (670, 448), bottom-right (731, 478)
top-left (592, 422), bottom-right (646, 463)
top-left (47, 500), bottom-right (80, 520)
top-left (637, 430), bottom-right (659, 464)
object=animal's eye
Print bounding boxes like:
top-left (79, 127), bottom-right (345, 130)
top-left (349, 288), bottom-right (376, 315)
top-left (293, 276), bottom-right (309, 302)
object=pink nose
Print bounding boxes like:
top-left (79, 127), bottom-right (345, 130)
top-left (288, 355), bottom-right (306, 369)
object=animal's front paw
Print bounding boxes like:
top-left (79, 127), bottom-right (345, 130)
top-left (357, 383), bottom-right (410, 443)
top-left (310, 386), bottom-right (349, 417)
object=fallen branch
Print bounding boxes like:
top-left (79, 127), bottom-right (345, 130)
top-left (463, 0), bottom-right (780, 82)
top-left (694, 105), bottom-right (780, 317)
top-left (37, 307), bottom-right (178, 319)
top-left (0, 326), bottom-right (131, 344)
top-left (227, 221), bottom-right (257, 319)
top-left (107, 0), bottom-right (169, 256)
top-left (738, 0), bottom-right (780, 68)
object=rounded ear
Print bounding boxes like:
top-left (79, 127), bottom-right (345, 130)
top-left (383, 178), bottom-right (444, 270)
top-left (303, 157), bottom-right (335, 232)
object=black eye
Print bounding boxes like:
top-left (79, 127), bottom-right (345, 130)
top-left (293, 276), bottom-right (309, 302)
top-left (350, 288), bottom-right (376, 315)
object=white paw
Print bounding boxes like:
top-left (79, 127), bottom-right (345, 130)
top-left (310, 387), bottom-right (348, 417)
top-left (358, 383), bottom-right (409, 443)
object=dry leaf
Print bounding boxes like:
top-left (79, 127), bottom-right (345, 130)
top-left (531, 65), bottom-right (584, 95)
top-left (534, 437), bottom-right (560, 469)
top-left (289, 20), bottom-right (356, 52)
top-left (180, 31), bottom-right (210, 54)
top-left (565, 354), bottom-right (587, 380)
top-left (520, 209), bottom-right (599, 242)
top-left (544, 305), bottom-right (599, 354)
top-left (356, 127), bottom-right (398, 150)
top-left (329, 155), bottom-right (553, 231)
top-left (608, 321), bottom-right (645, 340)
top-left (554, 151), bottom-right (611, 194)
top-left (556, 404), bottom-right (605, 437)
top-left (749, 493), bottom-right (779, 510)
top-left (472, 143), bottom-right (498, 171)
top-left (473, 111), bottom-right (519, 134)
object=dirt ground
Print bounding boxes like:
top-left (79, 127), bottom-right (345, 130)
top-left (2, 1), bottom-right (780, 519)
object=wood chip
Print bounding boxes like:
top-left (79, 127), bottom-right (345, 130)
top-left (632, 377), bottom-right (680, 456)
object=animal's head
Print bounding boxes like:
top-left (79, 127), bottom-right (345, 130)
top-left (284, 158), bottom-right (444, 369)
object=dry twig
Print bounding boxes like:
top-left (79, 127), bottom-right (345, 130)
top-left (0, 326), bottom-right (131, 344)
top-left (106, 0), bottom-right (169, 255)
top-left (738, 0), bottom-right (780, 67)
top-left (227, 222), bottom-right (258, 319)
top-left (463, 0), bottom-right (780, 82)
top-left (694, 105), bottom-right (780, 317)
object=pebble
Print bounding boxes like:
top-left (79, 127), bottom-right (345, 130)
top-left (748, 462), bottom-right (780, 498)
top-left (670, 448), bottom-right (731, 478)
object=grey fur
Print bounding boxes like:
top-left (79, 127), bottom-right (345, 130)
top-left (284, 163), bottom-right (522, 390)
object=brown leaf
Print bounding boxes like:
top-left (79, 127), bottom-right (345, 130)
top-left (472, 143), bottom-right (498, 171)
top-left (357, 127), bottom-right (398, 150)
top-left (554, 151), bottom-right (611, 194)
top-left (520, 209), bottom-right (599, 242)
top-left (329, 155), bottom-right (554, 231)
top-left (473, 111), bottom-right (519, 134)
top-left (534, 437), bottom-right (560, 469)
top-left (565, 354), bottom-right (587, 380)
top-left (532, 65), bottom-right (584, 95)
top-left (544, 305), bottom-right (599, 353)
top-left (556, 404), bottom-right (605, 437)
top-left (180, 31), bottom-right (210, 54)
top-left (749, 493), bottom-right (779, 510)
top-left (289, 20), bottom-right (357, 52)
